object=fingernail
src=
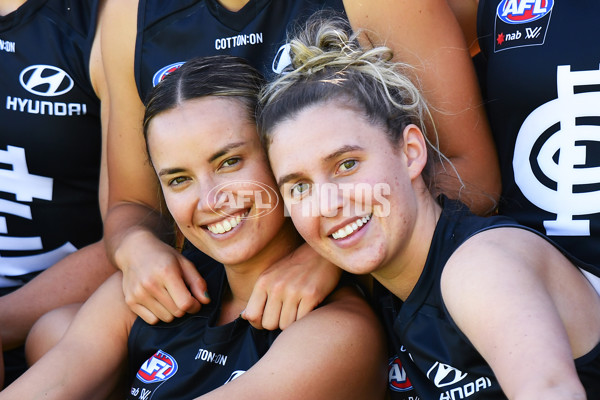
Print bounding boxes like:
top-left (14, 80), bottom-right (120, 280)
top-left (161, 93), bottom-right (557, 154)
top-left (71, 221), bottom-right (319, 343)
top-left (204, 291), bottom-right (211, 300)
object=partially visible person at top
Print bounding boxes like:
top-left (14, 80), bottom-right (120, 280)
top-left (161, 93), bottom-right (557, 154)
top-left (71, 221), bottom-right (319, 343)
top-left (0, 54), bottom-right (387, 400)
top-left (474, 0), bottom-right (600, 281)
top-left (101, 0), bottom-right (500, 329)
top-left (0, 0), bottom-right (115, 386)
top-left (257, 15), bottom-right (600, 399)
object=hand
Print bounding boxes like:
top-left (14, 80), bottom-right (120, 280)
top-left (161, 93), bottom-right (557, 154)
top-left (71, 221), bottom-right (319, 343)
top-left (242, 243), bottom-right (342, 330)
top-left (115, 230), bottom-right (210, 324)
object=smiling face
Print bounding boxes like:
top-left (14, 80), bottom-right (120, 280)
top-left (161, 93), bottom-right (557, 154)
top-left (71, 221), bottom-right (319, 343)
top-left (147, 97), bottom-right (287, 267)
top-left (268, 101), bottom-right (435, 279)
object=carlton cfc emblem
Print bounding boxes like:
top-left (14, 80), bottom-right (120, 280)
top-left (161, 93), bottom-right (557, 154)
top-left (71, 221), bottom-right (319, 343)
top-left (388, 356), bottom-right (413, 392)
top-left (497, 0), bottom-right (553, 24)
top-left (136, 350), bottom-right (178, 384)
top-left (152, 62), bottom-right (185, 87)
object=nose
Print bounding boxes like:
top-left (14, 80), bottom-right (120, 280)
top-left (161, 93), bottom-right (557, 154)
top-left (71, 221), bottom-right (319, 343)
top-left (318, 182), bottom-right (346, 218)
top-left (195, 176), bottom-right (221, 213)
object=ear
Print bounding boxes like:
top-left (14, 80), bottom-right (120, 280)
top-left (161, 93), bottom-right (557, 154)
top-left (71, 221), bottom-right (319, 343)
top-left (402, 124), bottom-right (428, 180)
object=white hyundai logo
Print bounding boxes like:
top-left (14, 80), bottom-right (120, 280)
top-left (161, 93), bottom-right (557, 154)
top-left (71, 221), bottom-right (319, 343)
top-left (19, 65), bottom-right (74, 97)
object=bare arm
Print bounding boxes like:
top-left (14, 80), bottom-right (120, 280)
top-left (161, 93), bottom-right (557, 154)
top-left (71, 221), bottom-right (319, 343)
top-left (242, 242), bottom-right (342, 330)
top-left (0, 273), bottom-right (134, 400)
top-left (344, 0), bottom-right (500, 215)
top-left (447, 0), bottom-right (480, 56)
top-left (442, 228), bottom-right (600, 399)
top-left (0, 0), bottom-right (115, 351)
top-left (200, 287), bottom-right (387, 400)
top-left (101, 0), bottom-right (210, 323)
top-left (0, 241), bottom-right (114, 350)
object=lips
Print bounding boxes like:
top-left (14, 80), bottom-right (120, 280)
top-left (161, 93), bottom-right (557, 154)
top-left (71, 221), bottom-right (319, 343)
top-left (331, 214), bottom-right (371, 240)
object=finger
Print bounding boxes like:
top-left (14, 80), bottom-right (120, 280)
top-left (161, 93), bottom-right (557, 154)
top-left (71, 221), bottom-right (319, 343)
top-left (242, 287), bottom-right (268, 329)
top-left (124, 280), bottom-right (177, 319)
top-left (278, 297), bottom-right (300, 330)
top-left (260, 296), bottom-right (283, 331)
top-left (139, 278), bottom-right (185, 318)
top-left (296, 297), bottom-right (320, 322)
top-left (162, 272), bottom-right (201, 315)
top-left (129, 300), bottom-right (175, 324)
top-left (180, 257), bottom-right (210, 306)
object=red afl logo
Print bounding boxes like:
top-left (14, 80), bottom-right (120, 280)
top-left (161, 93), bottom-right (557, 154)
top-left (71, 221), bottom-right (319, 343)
top-left (152, 62), bottom-right (186, 87)
top-left (136, 350), bottom-right (179, 384)
top-left (497, 0), bottom-right (553, 24)
top-left (388, 356), bottom-right (413, 392)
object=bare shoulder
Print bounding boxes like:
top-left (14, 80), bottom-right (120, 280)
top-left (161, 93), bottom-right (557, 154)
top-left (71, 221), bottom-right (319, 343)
top-left (201, 286), bottom-right (388, 400)
top-left (444, 226), bottom-right (567, 278)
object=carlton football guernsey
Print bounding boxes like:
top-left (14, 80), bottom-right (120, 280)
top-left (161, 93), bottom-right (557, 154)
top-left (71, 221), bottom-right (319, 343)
top-left (134, 0), bottom-right (346, 103)
top-left (0, 0), bottom-right (102, 288)
top-left (477, 0), bottom-right (600, 274)
top-left (377, 198), bottom-right (600, 399)
top-left (127, 258), bottom-right (281, 399)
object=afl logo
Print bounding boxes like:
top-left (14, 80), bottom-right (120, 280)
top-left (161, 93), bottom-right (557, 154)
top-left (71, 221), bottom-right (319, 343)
top-left (19, 65), bottom-right (73, 97)
top-left (497, 0), bottom-right (553, 24)
top-left (152, 62), bottom-right (185, 87)
top-left (388, 356), bottom-right (413, 392)
top-left (272, 44), bottom-right (292, 74)
top-left (136, 350), bottom-right (178, 384)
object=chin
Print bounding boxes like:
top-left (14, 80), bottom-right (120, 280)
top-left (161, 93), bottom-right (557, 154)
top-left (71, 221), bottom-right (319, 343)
top-left (334, 253), bottom-right (383, 276)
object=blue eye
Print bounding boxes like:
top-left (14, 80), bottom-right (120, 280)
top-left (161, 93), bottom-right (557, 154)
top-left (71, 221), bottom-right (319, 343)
top-left (290, 182), bottom-right (310, 198)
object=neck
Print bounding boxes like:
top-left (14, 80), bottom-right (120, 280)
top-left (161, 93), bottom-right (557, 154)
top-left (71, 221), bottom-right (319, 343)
top-left (0, 0), bottom-right (27, 16)
top-left (371, 191), bottom-right (442, 301)
top-left (221, 219), bottom-right (302, 321)
top-left (217, 0), bottom-right (250, 12)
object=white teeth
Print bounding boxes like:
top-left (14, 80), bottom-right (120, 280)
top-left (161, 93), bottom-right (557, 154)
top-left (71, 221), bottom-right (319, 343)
top-left (331, 215), bottom-right (371, 240)
top-left (207, 213), bottom-right (246, 235)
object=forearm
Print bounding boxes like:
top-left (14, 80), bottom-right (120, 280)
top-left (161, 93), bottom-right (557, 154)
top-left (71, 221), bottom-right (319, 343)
top-left (344, 0), bottom-right (500, 215)
top-left (104, 202), bottom-right (174, 268)
top-left (0, 241), bottom-right (115, 349)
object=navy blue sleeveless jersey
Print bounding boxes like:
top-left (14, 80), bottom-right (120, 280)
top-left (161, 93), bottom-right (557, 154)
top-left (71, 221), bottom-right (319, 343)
top-left (377, 198), bottom-right (600, 399)
top-left (135, 0), bottom-right (345, 103)
top-left (476, 0), bottom-right (600, 274)
top-left (0, 0), bottom-right (102, 288)
top-left (127, 257), bottom-right (281, 399)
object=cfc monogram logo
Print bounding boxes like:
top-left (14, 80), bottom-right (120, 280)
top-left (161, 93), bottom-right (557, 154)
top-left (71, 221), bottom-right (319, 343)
top-left (513, 65), bottom-right (600, 236)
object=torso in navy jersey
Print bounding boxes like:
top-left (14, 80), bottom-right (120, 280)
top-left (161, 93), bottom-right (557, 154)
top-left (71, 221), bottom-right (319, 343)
top-left (127, 256), bottom-right (281, 400)
top-left (135, 0), bottom-right (346, 103)
top-left (476, 0), bottom-right (600, 273)
top-left (0, 0), bottom-right (102, 288)
top-left (376, 198), bottom-right (600, 399)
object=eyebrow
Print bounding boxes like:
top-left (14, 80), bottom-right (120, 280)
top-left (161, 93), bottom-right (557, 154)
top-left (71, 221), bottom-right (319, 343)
top-left (157, 140), bottom-right (248, 177)
top-left (276, 144), bottom-right (364, 188)
top-left (208, 141), bottom-right (247, 163)
top-left (158, 167), bottom-right (185, 177)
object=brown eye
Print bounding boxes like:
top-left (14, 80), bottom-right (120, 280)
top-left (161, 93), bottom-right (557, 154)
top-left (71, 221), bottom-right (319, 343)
top-left (168, 176), bottom-right (189, 187)
top-left (338, 159), bottom-right (357, 172)
top-left (221, 157), bottom-right (240, 168)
